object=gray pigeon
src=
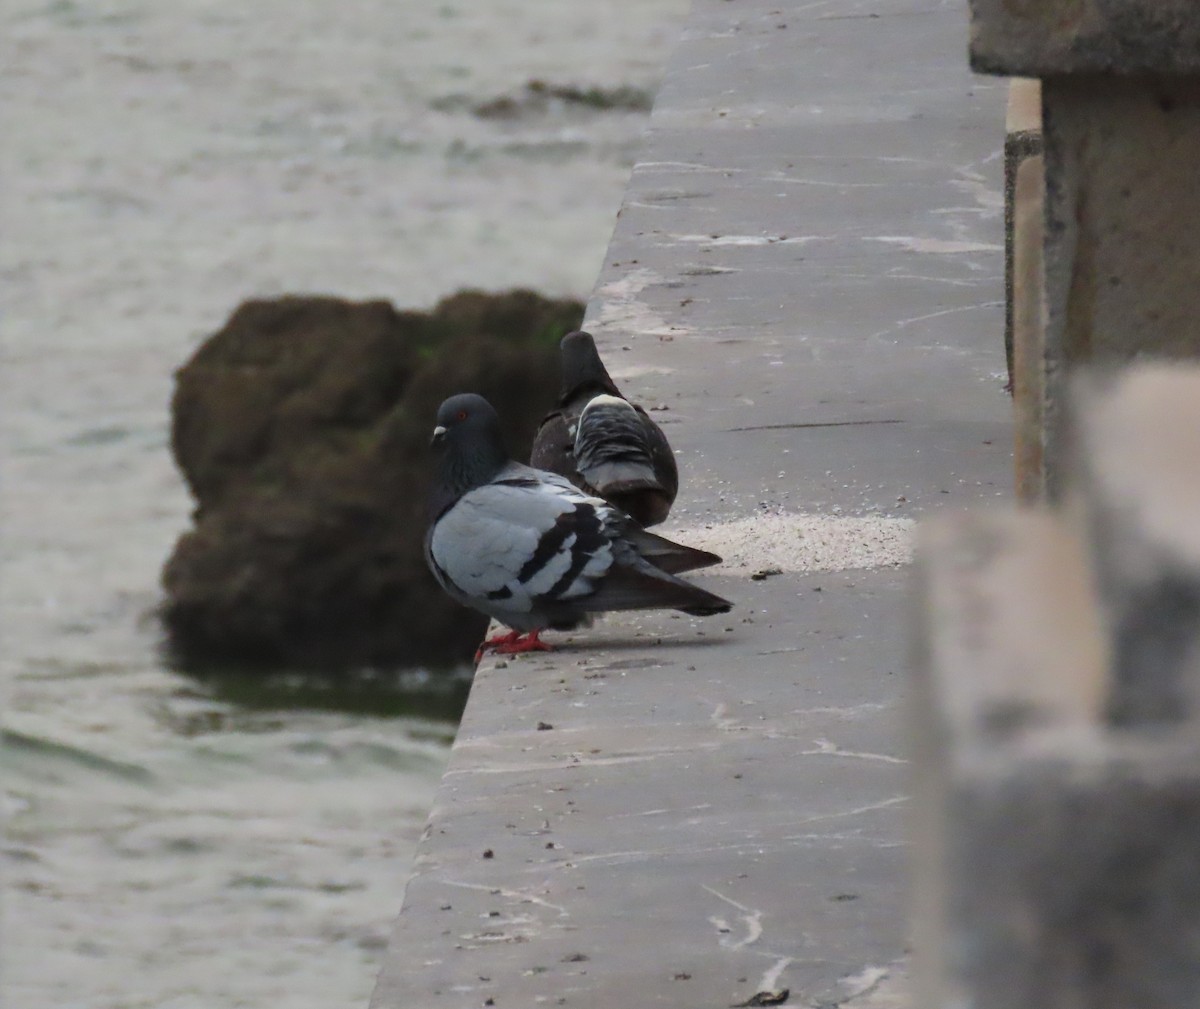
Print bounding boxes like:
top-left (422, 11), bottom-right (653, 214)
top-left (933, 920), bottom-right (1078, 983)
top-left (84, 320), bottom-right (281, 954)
top-left (426, 393), bottom-right (731, 657)
top-left (530, 330), bottom-right (679, 528)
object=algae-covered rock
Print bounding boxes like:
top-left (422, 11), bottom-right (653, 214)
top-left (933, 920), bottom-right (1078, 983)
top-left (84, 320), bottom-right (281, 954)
top-left (162, 289), bottom-right (584, 672)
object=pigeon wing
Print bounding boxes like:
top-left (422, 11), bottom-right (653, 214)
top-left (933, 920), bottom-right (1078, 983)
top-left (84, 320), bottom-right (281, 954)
top-left (574, 395), bottom-right (658, 487)
top-left (635, 404), bottom-right (679, 504)
top-left (574, 395), bottom-right (677, 526)
top-left (528, 409), bottom-right (581, 485)
top-left (428, 475), bottom-right (615, 618)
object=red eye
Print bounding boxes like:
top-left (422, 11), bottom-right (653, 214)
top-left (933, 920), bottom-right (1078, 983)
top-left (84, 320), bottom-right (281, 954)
top-left (456, 409), bottom-right (468, 421)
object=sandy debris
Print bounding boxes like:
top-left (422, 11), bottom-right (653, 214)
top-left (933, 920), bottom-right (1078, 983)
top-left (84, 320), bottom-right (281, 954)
top-left (669, 511), bottom-right (914, 574)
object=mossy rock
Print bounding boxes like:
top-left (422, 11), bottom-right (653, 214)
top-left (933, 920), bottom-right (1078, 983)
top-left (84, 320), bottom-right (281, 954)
top-left (162, 289), bottom-right (583, 673)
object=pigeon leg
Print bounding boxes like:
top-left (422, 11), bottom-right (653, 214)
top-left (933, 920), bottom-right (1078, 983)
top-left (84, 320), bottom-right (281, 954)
top-left (474, 630), bottom-right (551, 662)
top-left (475, 629), bottom-right (523, 664)
top-left (493, 629), bottom-right (552, 655)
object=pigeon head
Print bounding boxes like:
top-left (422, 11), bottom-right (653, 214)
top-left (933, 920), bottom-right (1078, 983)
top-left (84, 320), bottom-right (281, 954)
top-left (559, 330), bottom-right (620, 400)
top-left (430, 393), bottom-right (510, 497)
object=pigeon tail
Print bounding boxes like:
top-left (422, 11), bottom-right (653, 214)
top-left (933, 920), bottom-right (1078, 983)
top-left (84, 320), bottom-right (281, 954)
top-left (582, 561), bottom-right (732, 617)
top-left (624, 526), bottom-right (722, 575)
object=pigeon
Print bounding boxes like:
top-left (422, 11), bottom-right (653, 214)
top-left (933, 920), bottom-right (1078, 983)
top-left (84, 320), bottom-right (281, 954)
top-left (530, 330), bottom-right (679, 528)
top-left (425, 393), bottom-right (731, 658)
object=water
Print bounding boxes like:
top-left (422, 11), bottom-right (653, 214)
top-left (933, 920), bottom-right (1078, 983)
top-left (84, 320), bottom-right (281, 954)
top-left (1, 2), bottom-right (686, 1005)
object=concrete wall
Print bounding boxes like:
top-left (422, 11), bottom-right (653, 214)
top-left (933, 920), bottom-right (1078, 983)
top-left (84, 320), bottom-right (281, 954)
top-left (978, 0), bottom-right (1200, 499)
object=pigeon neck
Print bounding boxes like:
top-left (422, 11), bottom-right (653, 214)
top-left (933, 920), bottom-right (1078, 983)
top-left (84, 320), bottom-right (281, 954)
top-left (560, 337), bottom-right (621, 403)
top-left (438, 437), bottom-right (509, 500)
top-left (562, 361), bottom-right (620, 403)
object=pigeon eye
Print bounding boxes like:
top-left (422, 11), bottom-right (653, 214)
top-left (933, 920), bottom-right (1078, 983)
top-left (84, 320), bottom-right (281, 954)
top-left (455, 409), bottom-right (468, 421)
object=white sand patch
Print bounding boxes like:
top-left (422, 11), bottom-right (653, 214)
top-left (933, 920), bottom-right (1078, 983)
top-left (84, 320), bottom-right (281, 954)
top-left (671, 512), bottom-right (914, 575)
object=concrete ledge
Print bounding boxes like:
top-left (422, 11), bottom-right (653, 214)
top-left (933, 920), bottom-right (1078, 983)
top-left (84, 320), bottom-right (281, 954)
top-left (372, 1), bottom-right (1009, 1005)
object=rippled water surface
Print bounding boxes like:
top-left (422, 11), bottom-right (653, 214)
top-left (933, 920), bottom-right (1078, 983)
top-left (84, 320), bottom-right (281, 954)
top-left (1, 2), bottom-right (685, 1004)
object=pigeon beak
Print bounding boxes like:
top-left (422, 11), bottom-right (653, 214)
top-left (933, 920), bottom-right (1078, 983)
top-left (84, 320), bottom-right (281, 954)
top-left (430, 425), bottom-right (447, 447)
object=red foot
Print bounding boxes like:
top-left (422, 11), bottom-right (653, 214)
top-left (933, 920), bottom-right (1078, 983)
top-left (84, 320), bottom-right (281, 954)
top-left (474, 629), bottom-right (552, 663)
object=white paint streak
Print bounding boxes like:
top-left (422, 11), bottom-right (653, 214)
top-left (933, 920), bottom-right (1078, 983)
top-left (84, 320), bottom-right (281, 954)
top-left (561, 828), bottom-right (889, 869)
top-left (759, 955), bottom-right (793, 993)
top-left (607, 803), bottom-right (713, 819)
top-left (702, 884), bottom-right (763, 949)
top-left (951, 170), bottom-right (1004, 213)
top-left (635, 160), bottom-right (739, 174)
top-left (799, 738), bottom-right (907, 765)
top-left (786, 795), bottom-right (909, 831)
top-left (708, 701), bottom-right (739, 732)
top-left (670, 233), bottom-right (819, 246)
top-left (441, 879), bottom-right (569, 918)
top-left (842, 270), bottom-right (985, 288)
top-left (772, 175), bottom-right (887, 189)
top-left (840, 964), bottom-right (890, 1000)
top-left (445, 742), bottom-right (725, 776)
top-left (591, 267), bottom-right (693, 339)
top-left (867, 300), bottom-right (1003, 341)
top-left (867, 236), bottom-right (1002, 254)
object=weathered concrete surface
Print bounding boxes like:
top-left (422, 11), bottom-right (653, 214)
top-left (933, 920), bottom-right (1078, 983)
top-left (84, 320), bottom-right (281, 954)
top-left (1039, 76), bottom-right (1200, 498)
top-left (1003, 77), bottom-right (1041, 399)
top-left (1011, 145), bottom-right (1044, 502)
top-left (970, 0), bottom-right (1200, 76)
top-left (372, 1), bottom-right (1010, 1005)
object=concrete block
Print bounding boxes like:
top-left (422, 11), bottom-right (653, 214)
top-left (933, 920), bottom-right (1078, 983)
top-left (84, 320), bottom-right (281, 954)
top-left (1068, 366), bottom-right (1200, 725)
top-left (939, 757), bottom-right (1200, 1009)
top-left (913, 511), bottom-right (1107, 769)
top-left (914, 508), bottom-right (1200, 1009)
top-left (969, 0), bottom-right (1200, 76)
top-left (1040, 77), bottom-right (1200, 497)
